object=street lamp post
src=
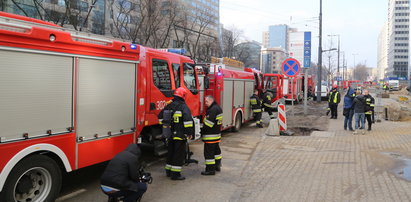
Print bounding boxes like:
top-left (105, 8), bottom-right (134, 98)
top-left (316, 0), bottom-right (323, 102)
top-left (328, 35), bottom-right (340, 86)
top-left (352, 53), bottom-right (358, 80)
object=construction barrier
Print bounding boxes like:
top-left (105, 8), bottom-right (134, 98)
top-left (278, 104), bottom-right (287, 131)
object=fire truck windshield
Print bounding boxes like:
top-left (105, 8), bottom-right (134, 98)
top-left (183, 63), bottom-right (198, 93)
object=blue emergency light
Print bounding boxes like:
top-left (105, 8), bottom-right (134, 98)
top-left (130, 44), bottom-right (137, 50)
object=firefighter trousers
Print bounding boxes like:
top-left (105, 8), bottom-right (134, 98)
top-left (366, 114), bottom-right (373, 130)
top-left (165, 138), bottom-right (187, 173)
top-left (203, 142), bottom-right (222, 171)
top-left (330, 104), bottom-right (338, 118)
top-left (264, 108), bottom-right (275, 119)
top-left (254, 112), bottom-right (262, 125)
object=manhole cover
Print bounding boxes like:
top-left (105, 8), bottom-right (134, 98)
top-left (311, 131), bottom-right (335, 137)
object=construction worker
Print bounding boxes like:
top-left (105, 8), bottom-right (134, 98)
top-left (158, 87), bottom-right (194, 180)
top-left (328, 85), bottom-right (341, 119)
top-left (262, 89), bottom-right (276, 119)
top-left (364, 89), bottom-right (375, 131)
top-left (250, 89), bottom-right (263, 128)
top-left (201, 95), bottom-right (223, 175)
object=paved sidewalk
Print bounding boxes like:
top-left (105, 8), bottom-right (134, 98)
top-left (232, 105), bottom-right (411, 201)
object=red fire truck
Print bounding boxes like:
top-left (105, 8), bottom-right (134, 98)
top-left (197, 62), bottom-right (256, 132)
top-left (0, 12), bottom-right (204, 201)
top-left (263, 73), bottom-right (285, 107)
top-left (282, 76), bottom-right (304, 102)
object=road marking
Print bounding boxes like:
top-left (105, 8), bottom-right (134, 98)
top-left (56, 189), bottom-right (87, 201)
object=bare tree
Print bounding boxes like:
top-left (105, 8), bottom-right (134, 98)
top-left (353, 64), bottom-right (369, 81)
top-left (221, 25), bottom-right (243, 58)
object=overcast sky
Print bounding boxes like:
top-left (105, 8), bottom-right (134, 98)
top-left (220, 0), bottom-right (388, 68)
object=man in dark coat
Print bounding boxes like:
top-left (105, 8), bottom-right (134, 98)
top-left (101, 144), bottom-right (147, 202)
top-left (353, 89), bottom-right (366, 134)
top-left (343, 87), bottom-right (356, 131)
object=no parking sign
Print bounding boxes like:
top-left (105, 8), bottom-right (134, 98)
top-left (281, 58), bottom-right (301, 78)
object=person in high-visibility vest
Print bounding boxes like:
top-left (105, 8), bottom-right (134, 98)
top-left (250, 90), bottom-right (263, 128)
top-left (364, 90), bottom-right (375, 131)
top-left (328, 85), bottom-right (341, 119)
top-left (201, 95), bottom-right (223, 175)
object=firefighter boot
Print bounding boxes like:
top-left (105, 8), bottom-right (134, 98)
top-left (215, 159), bottom-right (221, 172)
top-left (201, 165), bottom-right (216, 175)
top-left (171, 171), bottom-right (185, 180)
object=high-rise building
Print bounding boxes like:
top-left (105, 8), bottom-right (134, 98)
top-left (260, 47), bottom-right (287, 74)
top-left (262, 31), bottom-right (269, 48)
top-left (268, 24), bottom-right (289, 50)
top-left (378, 22), bottom-right (389, 80)
top-left (289, 31), bottom-right (305, 66)
top-left (387, 0), bottom-right (409, 78)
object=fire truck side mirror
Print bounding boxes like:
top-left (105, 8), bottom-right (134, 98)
top-left (204, 77), bottom-right (210, 89)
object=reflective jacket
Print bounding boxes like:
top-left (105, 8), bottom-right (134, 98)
top-left (328, 90), bottom-right (341, 104)
top-left (364, 94), bottom-right (375, 115)
top-left (262, 91), bottom-right (274, 109)
top-left (158, 96), bottom-right (194, 140)
top-left (250, 94), bottom-right (262, 113)
top-left (202, 101), bottom-right (223, 143)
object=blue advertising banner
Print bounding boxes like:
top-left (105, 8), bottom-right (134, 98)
top-left (303, 32), bottom-right (311, 68)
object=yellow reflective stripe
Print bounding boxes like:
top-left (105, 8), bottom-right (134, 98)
top-left (216, 114), bottom-right (223, 120)
top-left (264, 103), bottom-right (273, 108)
top-left (267, 96), bottom-right (271, 100)
top-left (173, 137), bottom-right (183, 140)
top-left (165, 164), bottom-right (172, 170)
top-left (159, 119), bottom-right (163, 124)
top-left (250, 99), bottom-right (257, 104)
top-left (253, 109), bottom-right (262, 112)
top-left (184, 121), bottom-right (193, 128)
top-left (204, 118), bottom-right (215, 127)
top-left (215, 155), bottom-right (222, 160)
top-left (205, 159), bottom-right (216, 165)
top-left (370, 104), bottom-right (375, 107)
top-left (333, 92), bottom-right (339, 103)
top-left (202, 134), bottom-right (221, 141)
top-left (170, 166), bottom-right (182, 172)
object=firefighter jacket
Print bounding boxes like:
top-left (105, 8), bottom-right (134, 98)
top-left (262, 91), bottom-right (274, 109)
top-left (364, 94), bottom-right (375, 115)
top-left (158, 96), bottom-right (194, 140)
top-left (202, 101), bottom-right (223, 143)
top-left (250, 94), bottom-right (262, 113)
top-left (328, 90), bottom-right (341, 104)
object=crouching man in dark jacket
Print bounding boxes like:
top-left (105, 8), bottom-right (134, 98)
top-left (101, 144), bottom-right (147, 202)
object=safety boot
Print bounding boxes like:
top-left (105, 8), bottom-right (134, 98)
top-left (215, 160), bottom-right (221, 172)
top-left (171, 172), bottom-right (185, 180)
top-left (201, 165), bottom-right (215, 175)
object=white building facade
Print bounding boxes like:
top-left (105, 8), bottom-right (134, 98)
top-left (378, 21), bottom-right (389, 80)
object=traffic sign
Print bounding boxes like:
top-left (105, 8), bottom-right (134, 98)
top-left (303, 32), bottom-right (311, 68)
top-left (282, 58), bottom-right (301, 77)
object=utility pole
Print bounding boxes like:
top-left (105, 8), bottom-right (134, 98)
top-left (352, 53), bottom-right (358, 80)
top-left (316, 0), bottom-right (323, 102)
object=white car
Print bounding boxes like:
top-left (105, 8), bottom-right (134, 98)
top-left (315, 85), bottom-right (329, 100)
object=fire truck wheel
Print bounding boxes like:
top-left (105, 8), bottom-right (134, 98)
top-left (232, 113), bottom-right (242, 132)
top-left (0, 154), bottom-right (62, 202)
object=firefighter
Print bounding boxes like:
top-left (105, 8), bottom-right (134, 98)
top-left (328, 85), bottom-right (341, 119)
top-left (383, 83), bottom-right (388, 92)
top-left (262, 89), bottom-right (276, 119)
top-left (201, 95), bottom-right (223, 175)
top-left (250, 89), bottom-right (263, 128)
top-left (158, 87), bottom-right (194, 180)
top-left (364, 89), bottom-right (375, 131)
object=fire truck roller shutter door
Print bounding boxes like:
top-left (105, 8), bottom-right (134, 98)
top-left (77, 58), bottom-right (136, 141)
top-left (0, 50), bottom-right (72, 141)
top-left (222, 80), bottom-right (233, 128)
top-left (244, 81), bottom-right (255, 120)
top-left (233, 80), bottom-right (245, 109)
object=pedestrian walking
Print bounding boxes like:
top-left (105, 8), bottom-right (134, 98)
top-left (101, 144), bottom-right (147, 202)
top-left (250, 89), bottom-right (263, 128)
top-left (343, 87), bottom-right (356, 131)
top-left (328, 85), bottom-right (341, 119)
top-left (364, 89), bottom-right (375, 131)
top-left (262, 89), bottom-right (275, 119)
top-left (158, 87), bottom-right (194, 180)
top-left (353, 89), bottom-right (366, 134)
top-left (201, 95), bottom-right (223, 176)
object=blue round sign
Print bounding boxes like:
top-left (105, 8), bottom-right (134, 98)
top-left (281, 58), bottom-right (301, 77)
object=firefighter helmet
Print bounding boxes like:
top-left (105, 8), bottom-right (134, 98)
top-left (332, 84), bottom-right (338, 89)
top-left (174, 87), bottom-right (188, 100)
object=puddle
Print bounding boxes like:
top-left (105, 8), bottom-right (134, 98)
top-left (383, 152), bottom-right (411, 181)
